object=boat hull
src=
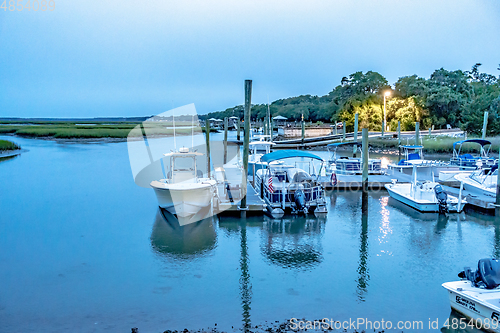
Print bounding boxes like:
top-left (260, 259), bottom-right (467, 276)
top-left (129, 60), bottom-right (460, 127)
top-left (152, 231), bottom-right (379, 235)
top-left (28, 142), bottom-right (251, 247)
top-left (385, 183), bottom-right (465, 213)
top-left (455, 173), bottom-right (497, 197)
top-left (151, 182), bottom-right (215, 224)
top-left (443, 281), bottom-right (500, 333)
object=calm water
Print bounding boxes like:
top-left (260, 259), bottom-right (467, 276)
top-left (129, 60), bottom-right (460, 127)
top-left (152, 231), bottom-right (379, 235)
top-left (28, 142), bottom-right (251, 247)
top-left (1, 135), bottom-right (499, 333)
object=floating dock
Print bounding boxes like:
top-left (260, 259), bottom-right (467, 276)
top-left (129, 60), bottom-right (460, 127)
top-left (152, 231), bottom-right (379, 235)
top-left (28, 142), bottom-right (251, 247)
top-left (214, 165), bottom-right (266, 215)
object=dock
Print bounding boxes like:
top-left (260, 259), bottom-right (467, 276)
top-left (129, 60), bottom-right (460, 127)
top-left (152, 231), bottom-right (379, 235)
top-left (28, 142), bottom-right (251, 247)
top-left (214, 165), bottom-right (266, 215)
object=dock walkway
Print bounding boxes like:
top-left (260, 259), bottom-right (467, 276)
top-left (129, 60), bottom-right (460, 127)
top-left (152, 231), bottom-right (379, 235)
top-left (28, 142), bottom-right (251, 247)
top-left (214, 165), bottom-right (266, 214)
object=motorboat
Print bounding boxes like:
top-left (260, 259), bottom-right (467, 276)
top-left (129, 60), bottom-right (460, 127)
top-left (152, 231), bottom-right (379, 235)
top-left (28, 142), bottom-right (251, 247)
top-left (388, 145), bottom-right (447, 174)
top-left (248, 139), bottom-right (276, 176)
top-left (450, 139), bottom-right (497, 169)
top-left (454, 167), bottom-right (498, 197)
top-left (150, 147), bottom-right (217, 225)
top-left (254, 150), bottom-right (328, 218)
top-left (326, 142), bottom-right (383, 175)
top-left (442, 258), bottom-right (500, 332)
top-left (385, 165), bottom-right (466, 213)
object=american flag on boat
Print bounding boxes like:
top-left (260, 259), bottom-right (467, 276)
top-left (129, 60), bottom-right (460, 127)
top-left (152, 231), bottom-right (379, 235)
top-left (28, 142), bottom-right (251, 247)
top-left (268, 177), bottom-right (273, 193)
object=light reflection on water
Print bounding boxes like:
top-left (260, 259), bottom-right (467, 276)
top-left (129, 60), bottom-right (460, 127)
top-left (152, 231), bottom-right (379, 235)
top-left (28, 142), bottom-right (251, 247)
top-left (0, 135), bottom-right (500, 332)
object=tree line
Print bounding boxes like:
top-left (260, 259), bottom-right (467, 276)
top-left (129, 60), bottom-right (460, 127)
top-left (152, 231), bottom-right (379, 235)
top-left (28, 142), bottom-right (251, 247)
top-left (204, 64), bottom-right (500, 135)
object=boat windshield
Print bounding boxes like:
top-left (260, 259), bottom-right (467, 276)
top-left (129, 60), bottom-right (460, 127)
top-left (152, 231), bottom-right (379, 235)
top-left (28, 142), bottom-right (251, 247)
top-left (173, 156), bottom-right (195, 171)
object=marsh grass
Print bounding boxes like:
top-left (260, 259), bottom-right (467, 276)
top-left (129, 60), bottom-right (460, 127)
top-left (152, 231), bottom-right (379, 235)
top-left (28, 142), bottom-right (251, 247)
top-left (0, 122), bottom-right (205, 139)
top-left (0, 140), bottom-right (20, 151)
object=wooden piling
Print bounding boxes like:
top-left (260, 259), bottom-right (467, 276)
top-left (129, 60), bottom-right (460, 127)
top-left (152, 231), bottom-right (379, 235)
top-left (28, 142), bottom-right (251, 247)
top-left (482, 111), bottom-right (489, 140)
top-left (237, 118), bottom-right (241, 141)
top-left (415, 122), bottom-right (420, 146)
top-left (397, 121), bottom-right (401, 144)
top-left (301, 114), bottom-right (305, 146)
top-left (342, 121), bottom-right (346, 141)
top-left (428, 127), bottom-right (431, 136)
top-left (205, 119), bottom-right (211, 178)
top-left (223, 117), bottom-right (228, 164)
top-left (353, 113), bottom-right (359, 158)
top-left (496, 157), bottom-right (500, 216)
top-left (240, 80), bottom-right (252, 214)
top-left (362, 128), bottom-right (368, 193)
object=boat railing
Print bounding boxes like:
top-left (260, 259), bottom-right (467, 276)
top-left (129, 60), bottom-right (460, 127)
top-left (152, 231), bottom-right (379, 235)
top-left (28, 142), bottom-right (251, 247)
top-left (264, 183), bottom-right (324, 204)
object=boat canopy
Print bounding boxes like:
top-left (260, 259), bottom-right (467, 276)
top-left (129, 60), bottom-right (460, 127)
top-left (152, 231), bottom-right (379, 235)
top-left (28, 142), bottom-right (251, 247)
top-left (453, 139), bottom-right (491, 150)
top-left (260, 150), bottom-right (323, 163)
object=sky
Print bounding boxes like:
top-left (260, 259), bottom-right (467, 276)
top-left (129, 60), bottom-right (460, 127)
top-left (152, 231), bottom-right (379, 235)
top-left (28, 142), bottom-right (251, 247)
top-left (1, 0), bottom-right (499, 118)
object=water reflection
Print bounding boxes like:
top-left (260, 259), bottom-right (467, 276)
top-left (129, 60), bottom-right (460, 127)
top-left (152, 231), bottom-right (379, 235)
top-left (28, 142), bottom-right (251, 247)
top-left (0, 155), bottom-right (19, 163)
top-left (239, 221), bottom-right (252, 331)
top-left (357, 191), bottom-right (369, 302)
top-left (260, 216), bottom-right (326, 270)
top-left (150, 208), bottom-right (217, 258)
top-left (441, 310), bottom-right (484, 333)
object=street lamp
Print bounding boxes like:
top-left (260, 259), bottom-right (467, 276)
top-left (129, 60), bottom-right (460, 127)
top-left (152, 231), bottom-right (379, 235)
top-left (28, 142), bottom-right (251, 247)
top-left (383, 90), bottom-right (391, 136)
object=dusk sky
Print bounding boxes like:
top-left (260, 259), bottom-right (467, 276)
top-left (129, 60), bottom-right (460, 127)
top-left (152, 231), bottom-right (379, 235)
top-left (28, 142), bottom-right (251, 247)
top-left (1, 0), bottom-right (499, 118)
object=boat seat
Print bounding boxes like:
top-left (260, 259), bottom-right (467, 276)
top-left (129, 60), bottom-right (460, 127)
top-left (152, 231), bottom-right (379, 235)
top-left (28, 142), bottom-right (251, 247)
top-left (459, 154), bottom-right (474, 160)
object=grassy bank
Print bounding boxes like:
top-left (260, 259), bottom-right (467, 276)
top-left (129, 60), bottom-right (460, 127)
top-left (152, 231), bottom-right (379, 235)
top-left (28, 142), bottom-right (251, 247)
top-left (369, 136), bottom-right (500, 154)
top-left (0, 122), bottom-right (212, 139)
top-left (0, 140), bottom-right (20, 151)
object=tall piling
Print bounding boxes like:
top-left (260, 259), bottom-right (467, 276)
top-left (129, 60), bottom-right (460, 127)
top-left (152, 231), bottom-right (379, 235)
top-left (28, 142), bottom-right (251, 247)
top-left (237, 118), bottom-right (241, 141)
top-left (362, 128), bottom-right (368, 193)
top-left (342, 121), bottom-right (346, 141)
top-left (240, 80), bottom-right (252, 215)
top-left (415, 122), bottom-right (420, 146)
top-left (223, 117), bottom-right (228, 164)
top-left (496, 157), bottom-right (500, 216)
top-left (301, 114), bottom-right (305, 146)
top-left (482, 111), bottom-right (489, 140)
top-left (397, 121), bottom-right (401, 161)
top-left (205, 119), bottom-right (211, 178)
top-left (353, 113), bottom-right (359, 158)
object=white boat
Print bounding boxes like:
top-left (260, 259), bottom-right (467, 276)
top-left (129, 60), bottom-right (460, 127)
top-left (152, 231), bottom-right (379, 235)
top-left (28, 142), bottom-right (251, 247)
top-left (442, 258), bottom-right (500, 332)
top-left (455, 168), bottom-right (498, 197)
top-left (150, 147), bottom-right (217, 225)
top-left (385, 165), bottom-right (466, 213)
top-left (326, 142), bottom-right (383, 175)
top-left (388, 145), bottom-right (447, 174)
top-left (254, 150), bottom-right (328, 218)
top-left (248, 140), bottom-right (276, 176)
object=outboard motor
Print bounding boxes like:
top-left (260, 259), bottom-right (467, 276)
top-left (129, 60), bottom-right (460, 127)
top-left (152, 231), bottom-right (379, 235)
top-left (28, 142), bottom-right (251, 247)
top-left (434, 184), bottom-right (448, 214)
top-left (458, 258), bottom-right (500, 289)
top-left (294, 189), bottom-right (307, 215)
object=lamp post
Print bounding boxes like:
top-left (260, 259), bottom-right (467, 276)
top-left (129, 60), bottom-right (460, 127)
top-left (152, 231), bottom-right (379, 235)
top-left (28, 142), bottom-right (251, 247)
top-left (383, 90), bottom-right (391, 137)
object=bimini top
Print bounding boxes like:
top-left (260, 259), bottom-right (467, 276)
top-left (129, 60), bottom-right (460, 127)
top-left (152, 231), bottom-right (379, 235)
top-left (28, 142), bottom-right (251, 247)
top-left (260, 150), bottom-right (323, 163)
top-left (453, 139), bottom-right (491, 149)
